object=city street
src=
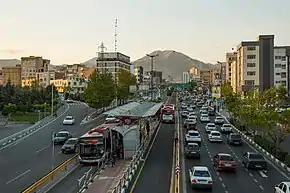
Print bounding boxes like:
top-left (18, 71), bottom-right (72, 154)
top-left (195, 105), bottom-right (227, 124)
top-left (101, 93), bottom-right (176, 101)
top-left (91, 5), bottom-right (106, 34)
top-left (179, 105), bottom-right (289, 193)
top-left (0, 102), bottom-right (103, 193)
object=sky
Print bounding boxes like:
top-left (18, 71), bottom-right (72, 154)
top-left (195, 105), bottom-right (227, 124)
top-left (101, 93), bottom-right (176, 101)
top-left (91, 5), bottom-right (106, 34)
top-left (1, 0), bottom-right (290, 64)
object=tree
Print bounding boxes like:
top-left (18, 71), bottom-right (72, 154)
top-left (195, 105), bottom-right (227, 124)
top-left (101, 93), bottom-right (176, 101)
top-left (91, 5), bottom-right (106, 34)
top-left (221, 82), bottom-right (233, 99)
top-left (116, 70), bottom-right (137, 103)
top-left (83, 70), bottom-right (116, 109)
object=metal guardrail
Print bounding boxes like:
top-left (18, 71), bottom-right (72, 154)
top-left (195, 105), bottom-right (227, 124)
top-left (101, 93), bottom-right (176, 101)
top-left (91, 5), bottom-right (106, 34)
top-left (22, 154), bottom-right (79, 193)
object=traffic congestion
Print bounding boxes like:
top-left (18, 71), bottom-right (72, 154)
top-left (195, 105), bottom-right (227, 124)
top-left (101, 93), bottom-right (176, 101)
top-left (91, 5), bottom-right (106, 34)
top-left (177, 90), bottom-right (290, 193)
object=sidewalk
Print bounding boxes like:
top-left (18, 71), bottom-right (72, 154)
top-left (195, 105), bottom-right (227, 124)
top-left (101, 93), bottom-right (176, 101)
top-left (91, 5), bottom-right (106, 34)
top-left (84, 160), bottom-right (129, 193)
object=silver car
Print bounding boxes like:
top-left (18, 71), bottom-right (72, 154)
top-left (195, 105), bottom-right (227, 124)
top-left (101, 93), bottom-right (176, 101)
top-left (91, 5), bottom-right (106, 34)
top-left (61, 138), bottom-right (78, 153)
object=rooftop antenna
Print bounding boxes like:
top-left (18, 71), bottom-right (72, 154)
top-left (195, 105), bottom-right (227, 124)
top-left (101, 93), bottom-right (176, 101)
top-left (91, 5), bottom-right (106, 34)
top-left (114, 19), bottom-right (118, 52)
top-left (97, 42), bottom-right (107, 71)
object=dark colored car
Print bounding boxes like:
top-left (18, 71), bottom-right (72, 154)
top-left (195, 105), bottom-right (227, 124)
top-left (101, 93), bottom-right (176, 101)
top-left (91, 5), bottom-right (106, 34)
top-left (185, 143), bottom-right (200, 158)
top-left (53, 131), bottom-right (72, 145)
top-left (61, 138), bottom-right (78, 153)
top-left (242, 152), bottom-right (267, 170)
top-left (213, 153), bottom-right (237, 171)
top-left (208, 109), bottom-right (215, 116)
top-left (227, 133), bottom-right (242, 145)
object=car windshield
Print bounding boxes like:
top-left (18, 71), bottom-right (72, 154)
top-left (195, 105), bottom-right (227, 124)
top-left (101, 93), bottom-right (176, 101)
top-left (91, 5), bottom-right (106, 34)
top-left (231, 134), bottom-right (241, 139)
top-left (202, 115), bottom-right (208, 117)
top-left (220, 155), bottom-right (234, 161)
top-left (189, 132), bottom-right (199, 137)
top-left (208, 124), bottom-right (215, 127)
top-left (223, 124), bottom-right (231, 127)
top-left (216, 117), bottom-right (223, 120)
top-left (188, 145), bottom-right (199, 150)
top-left (66, 117), bottom-right (73, 120)
top-left (65, 139), bottom-right (77, 144)
top-left (211, 132), bottom-right (220, 136)
top-left (56, 133), bottom-right (68, 137)
top-left (249, 153), bottom-right (264, 160)
top-left (193, 170), bottom-right (210, 177)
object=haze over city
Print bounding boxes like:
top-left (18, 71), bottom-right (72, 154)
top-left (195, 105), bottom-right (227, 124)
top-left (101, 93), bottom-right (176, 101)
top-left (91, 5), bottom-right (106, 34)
top-left (1, 0), bottom-right (290, 64)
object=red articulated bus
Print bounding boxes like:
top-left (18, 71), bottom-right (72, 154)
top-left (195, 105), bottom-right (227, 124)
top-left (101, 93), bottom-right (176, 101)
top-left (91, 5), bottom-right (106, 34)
top-left (161, 104), bottom-right (175, 124)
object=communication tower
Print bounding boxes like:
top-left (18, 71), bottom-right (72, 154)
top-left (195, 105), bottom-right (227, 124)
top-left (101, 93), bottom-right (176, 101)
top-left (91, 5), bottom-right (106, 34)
top-left (114, 19), bottom-right (118, 52)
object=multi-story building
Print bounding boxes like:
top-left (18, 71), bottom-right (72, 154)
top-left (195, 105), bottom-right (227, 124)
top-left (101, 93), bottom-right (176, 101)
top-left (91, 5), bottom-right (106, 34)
top-left (230, 58), bottom-right (238, 93)
top-left (274, 46), bottom-right (290, 94)
top-left (235, 35), bottom-right (274, 94)
top-left (144, 70), bottom-right (162, 85)
top-left (50, 79), bottom-right (68, 93)
top-left (134, 66), bottom-right (143, 84)
top-left (200, 69), bottom-right (212, 87)
top-left (96, 50), bottom-right (131, 79)
top-left (65, 75), bottom-right (87, 93)
top-left (2, 65), bottom-right (21, 85)
top-left (182, 72), bottom-right (189, 83)
top-left (0, 59), bottom-right (21, 85)
top-left (21, 56), bottom-right (50, 85)
top-left (225, 52), bottom-right (237, 83)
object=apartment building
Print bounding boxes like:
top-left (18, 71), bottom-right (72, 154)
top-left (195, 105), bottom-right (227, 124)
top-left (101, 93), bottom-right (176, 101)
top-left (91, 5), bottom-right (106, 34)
top-left (274, 46), bottom-right (290, 94)
top-left (50, 79), bottom-right (68, 93)
top-left (133, 66), bottom-right (144, 84)
top-left (65, 75), bottom-right (87, 93)
top-left (225, 52), bottom-right (237, 83)
top-left (2, 65), bottom-right (21, 85)
top-left (0, 59), bottom-right (21, 85)
top-left (200, 69), bottom-right (212, 87)
top-left (235, 35), bottom-right (274, 94)
top-left (96, 51), bottom-right (131, 78)
top-left (182, 72), bottom-right (190, 83)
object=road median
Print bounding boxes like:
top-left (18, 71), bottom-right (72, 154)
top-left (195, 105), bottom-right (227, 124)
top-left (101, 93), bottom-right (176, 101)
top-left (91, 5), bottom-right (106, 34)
top-left (21, 154), bottom-right (79, 193)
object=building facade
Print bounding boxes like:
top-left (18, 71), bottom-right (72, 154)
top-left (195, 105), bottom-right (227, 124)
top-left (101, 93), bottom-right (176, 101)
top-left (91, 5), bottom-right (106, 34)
top-left (225, 52), bottom-right (237, 83)
top-left (2, 65), bottom-right (21, 85)
top-left (182, 72), bottom-right (189, 83)
top-left (134, 66), bottom-right (143, 84)
top-left (200, 69), bottom-right (212, 87)
top-left (274, 46), bottom-right (290, 94)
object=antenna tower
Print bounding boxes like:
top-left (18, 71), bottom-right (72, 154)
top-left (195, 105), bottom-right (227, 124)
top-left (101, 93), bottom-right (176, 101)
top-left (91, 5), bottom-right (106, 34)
top-left (114, 19), bottom-right (118, 52)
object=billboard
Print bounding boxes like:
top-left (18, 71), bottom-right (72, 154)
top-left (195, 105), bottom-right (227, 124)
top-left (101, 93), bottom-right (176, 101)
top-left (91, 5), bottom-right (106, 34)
top-left (211, 86), bottom-right (221, 99)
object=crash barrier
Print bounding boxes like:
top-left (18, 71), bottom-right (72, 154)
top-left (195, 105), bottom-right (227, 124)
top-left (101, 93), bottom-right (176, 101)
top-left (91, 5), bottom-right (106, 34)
top-left (77, 152), bottom-right (111, 192)
top-left (81, 105), bottom-right (116, 125)
top-left (215, 109), bottom-right (290, 175)
top-left (0, 105), bottom-right (68, 149)
top-left (21, 154), bottom-right (79, 193)
top-left (111, 121), bottom-right (161, 193)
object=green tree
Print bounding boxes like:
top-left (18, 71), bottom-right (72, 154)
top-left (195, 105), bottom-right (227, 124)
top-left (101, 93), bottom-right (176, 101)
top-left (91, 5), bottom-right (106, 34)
top-left (116, 69), bottom-right (137, 103)
top-left (221, 82), bottom-right (233, 98)
top-left (83, 70), bottom-right (116, 109)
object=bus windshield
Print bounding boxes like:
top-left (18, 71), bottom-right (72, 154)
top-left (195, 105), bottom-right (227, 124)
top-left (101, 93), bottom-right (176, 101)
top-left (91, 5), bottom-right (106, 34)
top-left (79, 143), bottom-right (104, 158)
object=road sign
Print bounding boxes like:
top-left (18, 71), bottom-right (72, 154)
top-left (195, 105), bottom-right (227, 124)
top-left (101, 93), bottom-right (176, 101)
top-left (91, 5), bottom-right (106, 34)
top-left (170, 83), bottom-right (191, 89)
top-left (175, 166), bottom-right (180, 175)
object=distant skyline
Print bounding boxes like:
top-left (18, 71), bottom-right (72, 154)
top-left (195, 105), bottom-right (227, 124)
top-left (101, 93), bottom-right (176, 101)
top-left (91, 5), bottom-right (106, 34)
top-left (1, 0), bottom-right (290, 64)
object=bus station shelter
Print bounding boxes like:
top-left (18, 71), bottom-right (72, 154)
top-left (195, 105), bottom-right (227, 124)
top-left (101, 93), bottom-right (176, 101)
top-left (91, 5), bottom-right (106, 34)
top-left (103, 102), bottom-right (163, 159)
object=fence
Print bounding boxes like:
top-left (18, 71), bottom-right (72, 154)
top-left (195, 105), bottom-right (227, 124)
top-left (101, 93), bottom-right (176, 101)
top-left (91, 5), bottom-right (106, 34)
top-left (22, 154), bottom-right (79, 193)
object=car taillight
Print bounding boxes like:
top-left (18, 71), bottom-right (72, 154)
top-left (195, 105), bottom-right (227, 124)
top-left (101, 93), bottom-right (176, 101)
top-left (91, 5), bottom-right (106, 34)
top-left (208, 181), bottom-right (213, 184)
top-left (231, 162), bottom-right (237, 166)
top-left (191, 179), bottom-right (197, 183)
top-left (218, 161), bottom-right (223, 166)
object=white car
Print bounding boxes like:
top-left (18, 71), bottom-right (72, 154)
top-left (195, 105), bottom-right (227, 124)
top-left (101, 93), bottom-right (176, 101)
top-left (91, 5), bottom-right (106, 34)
top-left (205, 123), bottom-right (217, 133)
top-left (106, 115), bottom-right (116, 121)
top-left (199, 107), bottom-right (208, 113)
top-left (182, 111), bottom-right (189, 117)
top-left (185, 130), bottom-right (201, 145)
top-left (214, 116), bottom-right (224, 124)
top-left (200, 110), bottom-right (208, 116)
top-left (189, 166), bottom-right (213, 189)
top-left (221, 124), bottom-right (233, 133)
top-left (200, 115), bottom-right (210, 122)
top-left (187, 107), bottom-right (194, 112)
top-left (188, 115), bottom-right (197, 120)
top-left (274, 182), bottom-right (290, 193)
top-left (208, 131), bottom-right (222, 143)
top-left (181, 104), bottom-right (187, 109)
top-left (63, 116), bottom-right (75, 125)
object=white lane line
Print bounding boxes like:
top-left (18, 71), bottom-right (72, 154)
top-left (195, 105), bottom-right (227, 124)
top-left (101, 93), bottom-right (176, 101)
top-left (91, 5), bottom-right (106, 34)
top-left (249, 173), bottom-right (253, 177)
top-left (259, 185), bottom-right (264, 190)
top-left (6, 169), bottom-right (31, 184)
top-left (36, 145), bottom-right (49, 153)
top-left (259, 170), bottom-right (268, 178)
top-left (58, 151), bottom-right (62, 155)
top-left (222, 183), bottom-right (226, 188)
top-left (253, 178), bottom-right (258, 183)
top-left (216, 172), bottom-right (220, 176)
top-left (71, 132), bottom-right (76, 136)
top-left (219, 177), bottom-right (223, 181)
top-left (225, 191), bottom-right (228, 193)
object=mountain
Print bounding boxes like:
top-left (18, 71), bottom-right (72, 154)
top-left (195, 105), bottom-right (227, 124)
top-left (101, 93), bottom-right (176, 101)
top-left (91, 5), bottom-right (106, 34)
top-left (132, 50), bottom-right (214, 81)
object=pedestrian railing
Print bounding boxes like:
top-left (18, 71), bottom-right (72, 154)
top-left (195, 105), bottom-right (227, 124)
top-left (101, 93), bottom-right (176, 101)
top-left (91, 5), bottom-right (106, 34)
top-left (77, 152), bottom-right (111, 193)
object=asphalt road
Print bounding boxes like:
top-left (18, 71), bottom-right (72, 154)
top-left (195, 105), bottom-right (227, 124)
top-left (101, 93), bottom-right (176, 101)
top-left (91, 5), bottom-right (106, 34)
top-left (0, 124), bottom-right (33, 139)
top-left (0, 102), bottom-right (106, 193)
top-left (179, 104), bottom-right (289, 193)
top-left (48, 165), bottom-right (91, 193)
top-left (131, 93), bottom-right (176, 193)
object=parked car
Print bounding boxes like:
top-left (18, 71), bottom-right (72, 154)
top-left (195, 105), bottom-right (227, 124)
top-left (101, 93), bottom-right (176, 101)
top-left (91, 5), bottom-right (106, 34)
top-left (185, 143), bottom-right (200, 158)
top-left (227, 133), bottom-right (242, 145)
top-left (242, 152), bottom-right (267, 170)
top-left (208, 131), bottom-right (222, 143)
top-left (189, 166), bottom-right (213, 189)
top-left (213, 153), bottom-right (237, 171)
top-left (185, 130), bottom-right (201, 145)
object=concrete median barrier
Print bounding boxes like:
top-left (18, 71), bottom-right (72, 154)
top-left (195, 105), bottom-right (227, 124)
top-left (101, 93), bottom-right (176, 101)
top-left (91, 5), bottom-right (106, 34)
top-left (21, 154), bottom-right (79, 193)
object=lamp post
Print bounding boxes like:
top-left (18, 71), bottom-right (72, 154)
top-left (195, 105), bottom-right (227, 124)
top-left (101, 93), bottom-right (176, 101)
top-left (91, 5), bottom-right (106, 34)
top-left (146, 54), bottom-right (158, 100)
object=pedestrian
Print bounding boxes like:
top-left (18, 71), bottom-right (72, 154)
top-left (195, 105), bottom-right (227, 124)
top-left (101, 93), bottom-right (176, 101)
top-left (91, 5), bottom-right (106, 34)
top-left (111, 153), bottom-right (116, 167)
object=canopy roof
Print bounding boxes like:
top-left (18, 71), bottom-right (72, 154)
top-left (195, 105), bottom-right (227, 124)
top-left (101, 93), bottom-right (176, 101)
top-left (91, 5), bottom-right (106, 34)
top-left (103, 101), bottom-right (163, 118)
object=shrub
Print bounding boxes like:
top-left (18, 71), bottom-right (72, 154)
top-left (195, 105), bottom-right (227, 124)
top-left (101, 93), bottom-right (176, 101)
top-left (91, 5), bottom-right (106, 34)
top-left (284, 155), bottom-right (290, 167)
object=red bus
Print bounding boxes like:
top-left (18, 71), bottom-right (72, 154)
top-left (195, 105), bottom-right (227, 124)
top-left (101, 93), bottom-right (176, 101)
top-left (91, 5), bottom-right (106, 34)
top-left (161, 105), bottom-right (175, 124)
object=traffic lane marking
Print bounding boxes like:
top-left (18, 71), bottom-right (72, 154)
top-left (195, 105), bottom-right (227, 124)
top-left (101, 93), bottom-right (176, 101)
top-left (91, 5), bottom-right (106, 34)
top-left (6, 169), bottom-right (31, 184)
top-left (36, 145), bottom-right (50, 153)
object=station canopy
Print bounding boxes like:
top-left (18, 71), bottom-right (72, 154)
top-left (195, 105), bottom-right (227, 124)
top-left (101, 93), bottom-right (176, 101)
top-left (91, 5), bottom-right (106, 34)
top-left (103, 102), bottom-right (163, 118)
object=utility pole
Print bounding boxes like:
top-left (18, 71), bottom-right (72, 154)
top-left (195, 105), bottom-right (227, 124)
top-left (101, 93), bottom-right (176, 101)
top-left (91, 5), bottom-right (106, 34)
top-left (146, 54), bottom-right (158, 100)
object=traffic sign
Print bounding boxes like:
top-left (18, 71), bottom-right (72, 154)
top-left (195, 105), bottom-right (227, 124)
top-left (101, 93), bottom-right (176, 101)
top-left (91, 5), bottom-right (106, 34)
top-left (175, 166), bottom-right (180, 175)
top-left (170, 83), bottom-right (191, 89)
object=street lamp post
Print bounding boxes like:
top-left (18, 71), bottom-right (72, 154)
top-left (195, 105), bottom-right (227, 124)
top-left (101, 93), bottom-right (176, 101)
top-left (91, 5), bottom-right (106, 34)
top-left (146, 54), bottom-right (158, 100)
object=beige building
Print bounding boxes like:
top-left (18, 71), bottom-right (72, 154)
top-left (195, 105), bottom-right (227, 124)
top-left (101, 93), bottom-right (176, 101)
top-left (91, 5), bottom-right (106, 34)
top-left (0, 59), bottom-right (21, 85)
top-left (200, 69), bottom-right (212, 87)
top-left (50, 79), bottom-right (68, 93)
top-left (2, 65), bottom-right (21, 85)
top-left (225, 52), bottom-right (237, 83)
top-left (65, 75), bottom-right (87, 93)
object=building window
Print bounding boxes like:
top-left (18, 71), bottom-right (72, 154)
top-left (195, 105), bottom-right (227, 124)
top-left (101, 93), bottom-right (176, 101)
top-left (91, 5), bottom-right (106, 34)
top-left (282, 56), bottom-right (286, 61)
top-left (247, 47), bottom-right (256, 51)
top-left (276, 73), bottom-right (281, 76)
top-left (275, 64), bottom-right (281, 68)
top-left (281, 81), bottom-right (286, 86)
top-left (247, 55), bottom-right (256, 59)
top-left (281, 72), bottom-right (286, 78)
top-left (275, 56), bottom-right (282, 60)
top-left (281, 64), bottom-right (286, 69)
top-left (247, 63), bottom-right (255, 67)
top-left (276, 81), bottom-right (281, 84)
top-left (247, 71), bottom-right (256, 76)
top-left (245, 80), bottom-right (255, 85)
